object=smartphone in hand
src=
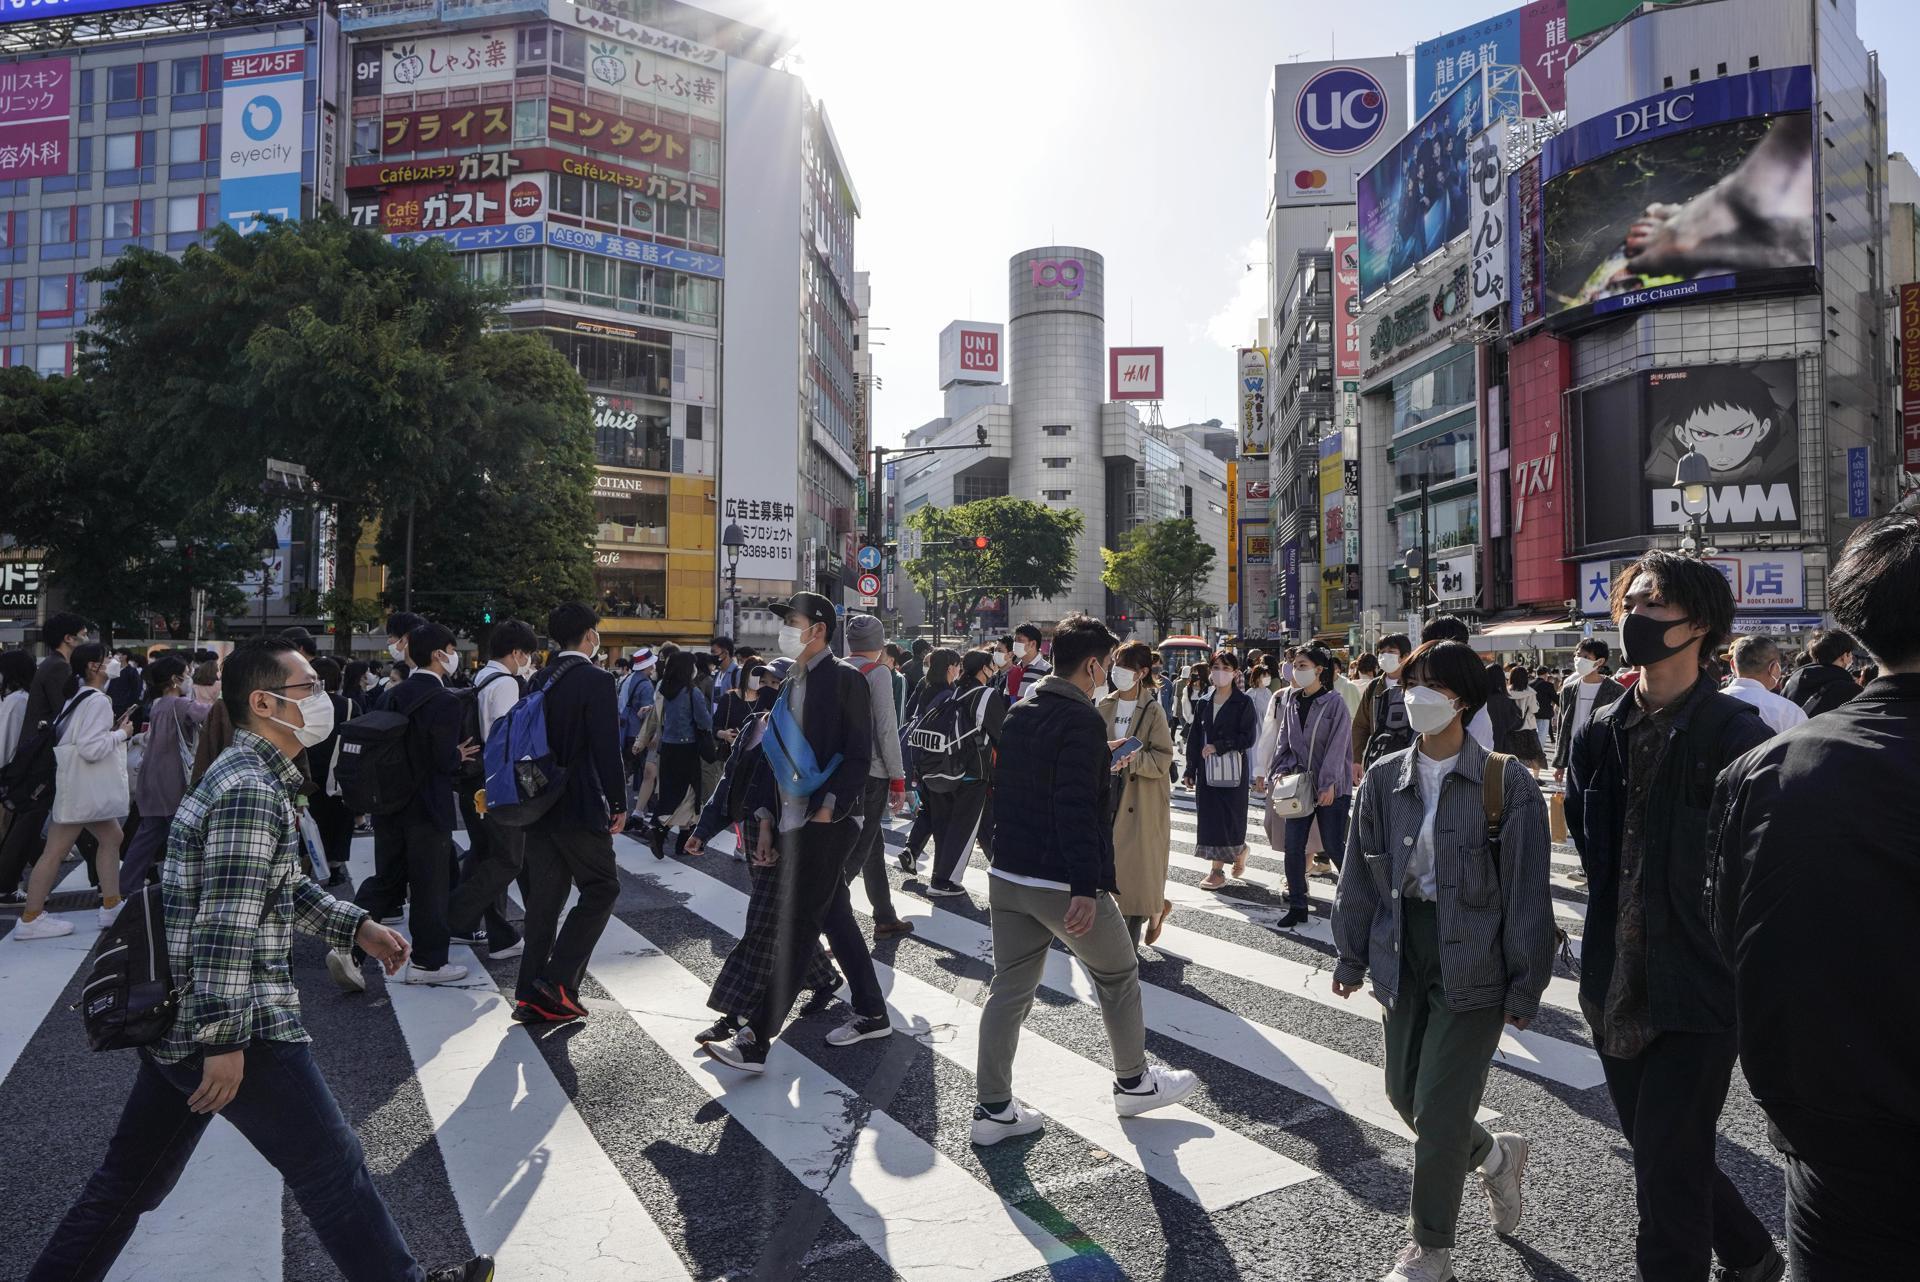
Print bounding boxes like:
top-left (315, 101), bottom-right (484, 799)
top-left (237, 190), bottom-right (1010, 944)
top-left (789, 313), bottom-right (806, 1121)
top-left (1109, 736), bottom-right (1142, 769)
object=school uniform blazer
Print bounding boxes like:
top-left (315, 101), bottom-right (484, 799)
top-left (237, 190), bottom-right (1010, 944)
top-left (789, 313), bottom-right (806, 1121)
top-left (530, 657), bottom-right (626, 833)
top-left (388, 673), bottom-right (464, 832)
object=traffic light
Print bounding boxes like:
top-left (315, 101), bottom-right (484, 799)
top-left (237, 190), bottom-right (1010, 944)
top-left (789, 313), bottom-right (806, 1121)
top-left (481, 602), bottom-right (494, 624)
top-left (972, 535), bottom-right (990, 550)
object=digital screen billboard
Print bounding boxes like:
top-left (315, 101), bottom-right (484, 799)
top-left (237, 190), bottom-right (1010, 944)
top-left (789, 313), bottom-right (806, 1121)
top-left (1357, 73), bottom-right (1486, 298)
top-left (1536, 66), bottom-right (1814, 326)
top-left (0, 0), bottom-right (175, 22)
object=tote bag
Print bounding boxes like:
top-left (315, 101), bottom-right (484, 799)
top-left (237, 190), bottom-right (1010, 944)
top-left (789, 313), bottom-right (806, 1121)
top-left (51, 695), bottom-right (129, 826)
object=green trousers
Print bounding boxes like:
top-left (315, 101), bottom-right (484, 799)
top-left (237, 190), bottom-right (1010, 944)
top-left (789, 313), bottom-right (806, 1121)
top-left (1383, 898), bottom-right (1505, 1250)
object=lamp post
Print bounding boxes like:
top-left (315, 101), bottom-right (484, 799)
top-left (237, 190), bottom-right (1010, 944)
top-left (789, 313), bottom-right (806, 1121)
top-left (1675, 450), bottom-right (1711, 557)
top-left (721, 521), bottom-right (745, 639)
top-left (1403, 547), bottom-right (1426, 628)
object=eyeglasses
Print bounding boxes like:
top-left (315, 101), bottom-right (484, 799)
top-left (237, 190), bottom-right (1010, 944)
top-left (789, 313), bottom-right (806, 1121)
top-left (267, 680), bottom-right (325, 699)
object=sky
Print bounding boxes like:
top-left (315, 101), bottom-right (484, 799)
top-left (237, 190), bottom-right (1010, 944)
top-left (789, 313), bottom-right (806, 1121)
top-left (776, 0), bottom-right (1917, 447)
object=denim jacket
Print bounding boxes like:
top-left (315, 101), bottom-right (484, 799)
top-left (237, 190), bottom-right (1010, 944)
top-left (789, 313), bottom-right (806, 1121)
top-left (1331, 735), bottom-right (1556, 1020)
top-left (655, 684), bottom-right (713, 745)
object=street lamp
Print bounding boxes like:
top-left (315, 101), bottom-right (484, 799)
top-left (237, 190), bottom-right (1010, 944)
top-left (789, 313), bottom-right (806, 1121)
top-left (1675, 450), bottom-right (1711, 556)
top-left (1403, 547), bottom-right (1427, 626)
top-left (722, 521), bottom-right (746, 638)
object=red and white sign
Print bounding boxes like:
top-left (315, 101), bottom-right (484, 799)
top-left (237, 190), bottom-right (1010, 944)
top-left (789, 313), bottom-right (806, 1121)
top-left (1109, 346), bottom-right (1164, 401)
top-left (347, 148), bottom-right (720, 210)
top-left (1332, 233), bottom-right (1361, 379)
top-left (938, 320), bottom-right (1004, 389)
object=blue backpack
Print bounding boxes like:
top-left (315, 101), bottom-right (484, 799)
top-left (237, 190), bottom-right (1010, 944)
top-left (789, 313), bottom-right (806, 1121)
top-left (760, 683), bottom-right (842, 799)
top-left (483, 655), bottom-right (588, 828)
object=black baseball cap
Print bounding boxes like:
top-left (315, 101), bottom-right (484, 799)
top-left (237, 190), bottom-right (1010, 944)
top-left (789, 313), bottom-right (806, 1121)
top-left (783, 591), bottom-right (837, 641)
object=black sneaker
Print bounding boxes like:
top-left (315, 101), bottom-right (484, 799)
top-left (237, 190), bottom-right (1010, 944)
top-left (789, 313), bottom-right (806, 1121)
top-left (426, 1255), bottom-right (495, 1282)
top-left (646, 823), bottom-right (667, 859)
top-left (926, 880), bottom-right (968, 897)
top-left (1274, 906), bottom-right (1310, 930)
top-left (529, 978), bottom-right (589, 1020)
top-left (707, 1028), bottom-right (768, 1074)
top-left (511, 998), bottom-right (578, 1025)
top-left (1716, 1247), bottom-right (1786, 1282)
top-left (798, 987), bottom-right (838, 1018)
top-left (693, 1015), bottom-right (740, 1045)
top-left (897, 848), bottom-right (919, 872)
top-left (0, 889), bottom-right (27, 909)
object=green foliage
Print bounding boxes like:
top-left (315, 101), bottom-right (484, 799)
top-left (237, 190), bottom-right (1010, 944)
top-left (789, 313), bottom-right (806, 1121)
top-left (1100, 517), bottom-right (1217, 636)
top-left (903, 497), bottom-right (1082, 608)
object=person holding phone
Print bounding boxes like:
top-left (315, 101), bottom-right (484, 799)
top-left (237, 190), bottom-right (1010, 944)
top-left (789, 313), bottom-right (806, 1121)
top-left (1098, 641), bottom-right (1175, 950)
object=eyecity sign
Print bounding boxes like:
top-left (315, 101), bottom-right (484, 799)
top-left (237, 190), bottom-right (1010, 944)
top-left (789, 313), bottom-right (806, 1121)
top-left (1294, 65), bottom-right (1390, 155)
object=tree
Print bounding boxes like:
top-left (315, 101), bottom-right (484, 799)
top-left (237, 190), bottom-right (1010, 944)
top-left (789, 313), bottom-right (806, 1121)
top-left (903, 497), bottom-right (1082, 625)
top-left (83, 211), bottom-right (503, 651)
top-left (1101, 517), bottom-right (1217, 638)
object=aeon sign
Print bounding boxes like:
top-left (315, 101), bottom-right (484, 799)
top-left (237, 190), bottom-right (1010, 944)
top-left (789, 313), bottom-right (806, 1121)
top-left (1295, 65), bottom-right (1389, 156)
top-left (1030, 257), bottom-right (1085, 299)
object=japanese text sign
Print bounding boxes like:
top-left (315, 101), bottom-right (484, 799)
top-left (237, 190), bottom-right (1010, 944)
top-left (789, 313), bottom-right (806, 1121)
top-left (382, 30), bottom-right (514, 93)
top-left (0, 57), bottom-right (70, 179)
top-left (381, 103), bottom-right (513, 156)
top-left (549, 104), bottom-right (690, 171)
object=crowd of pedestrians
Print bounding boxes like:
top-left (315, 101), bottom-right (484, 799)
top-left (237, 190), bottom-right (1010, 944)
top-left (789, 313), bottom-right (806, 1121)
top-left (2, 512), bottom-right (1915, 1281)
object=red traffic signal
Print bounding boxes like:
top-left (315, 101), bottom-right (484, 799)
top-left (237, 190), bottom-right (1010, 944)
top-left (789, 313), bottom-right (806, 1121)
top-left (972, 535), bottom-right (990, 550)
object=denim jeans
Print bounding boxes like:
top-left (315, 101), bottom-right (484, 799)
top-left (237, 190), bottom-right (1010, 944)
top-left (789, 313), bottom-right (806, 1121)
top-left (28, 1040), bottom-right (423, 1282)
top-left (1275, 798), bottom-right (1350, 910)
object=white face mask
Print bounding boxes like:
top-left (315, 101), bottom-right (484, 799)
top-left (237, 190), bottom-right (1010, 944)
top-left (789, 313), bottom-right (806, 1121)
top-left (746, 676), bottom-right (761, 693)
top-left (777, 624), bottom-right (807, 659)
top-left (105, 659), bottom-right (123, 680)
top-left (1377, 652), bottom-right (1402, 676)
top-left (440, 650), bottom-right (460, 678)
top-left (1572, 655), bottom-right (1599, 678)
top-left (517, 658), bottom-right (535, 679)
top-left (1211, 670), bottom-right (1234, 688)
top-left (266, 689), bottom-right (334, 749)
top-left (1014, 641), bottom-right (1032, 662)
top-left (361, 673), bottom-right (378, 692)
top-left (389, 640), bottom-right (407, 662)
top-left (1290, 665), bottom-right (1316, 689)
top-left (1404, 685), bottom-right (1461, 736)
top-left (1111, 665), bottom-right (1138, 692)
top-left (992, 649), bottom-right (1010, 667)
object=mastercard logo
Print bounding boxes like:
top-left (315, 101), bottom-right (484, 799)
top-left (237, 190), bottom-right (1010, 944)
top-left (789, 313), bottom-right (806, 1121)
top-left (1293, 169), bottom-right (1328, 191)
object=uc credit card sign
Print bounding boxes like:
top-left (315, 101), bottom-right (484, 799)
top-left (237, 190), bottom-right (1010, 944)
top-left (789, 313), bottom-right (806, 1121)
top-left (219, 44), bottom-right (306, 234)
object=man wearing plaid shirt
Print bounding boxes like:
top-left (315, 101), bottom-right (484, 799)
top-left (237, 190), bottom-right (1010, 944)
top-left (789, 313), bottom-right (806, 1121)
top-left (28, 639), bottom-right (493, 1282)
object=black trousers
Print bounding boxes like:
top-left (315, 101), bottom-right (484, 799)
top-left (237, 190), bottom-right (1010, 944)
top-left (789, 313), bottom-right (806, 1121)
top-left (929, 781), bottom-right (989, 886)
top-left (309, 794), bottom-right (355, 873)
top-left (747, 816), bottom-right (881, 1044)
top-left (846, 776), bottom-right (899, 925)
top-left (649, 742), bottom-right (700, 828)
top-left (0, 799), bottom-right (50, 893)
top-left (902, 789), bottom-right (933, 856)
top-left (451, 787), bottom-right (524, 950)
top-left (1598, 1030), bottom-right (1773, 1280)
top-left (353, 815), bottom-right (453, 970)
top-left (1786, 1152), bottom-right (1905, 1279)
top-left (515, 824), bottom-right (619, 1003)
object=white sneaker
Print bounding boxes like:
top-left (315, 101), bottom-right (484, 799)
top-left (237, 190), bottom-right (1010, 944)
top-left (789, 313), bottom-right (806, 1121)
top-left (326, 950), bottom-right (367, 994)
top-left (1480, 1131), bottom-right (1529, 1234)
top-left (12, 913), bottom-right (75, 940)
top-left (1381, 1242), bottom-right (1454, 1282)
top-left (1113, 1065), bottom-right (1199, 1117)
top-left (97, 903), bottom-right (123, 929)
top-left (402, 961), bottom-right (470, 985)
top-left (489, 938), bottom-right (525, 960)
top-left (970, 1100), bottom-right (1044, 1146)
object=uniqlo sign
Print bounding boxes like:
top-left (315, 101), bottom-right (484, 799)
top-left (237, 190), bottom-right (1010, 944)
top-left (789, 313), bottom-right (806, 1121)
top-left (958, 330), bottom-right (998, 375)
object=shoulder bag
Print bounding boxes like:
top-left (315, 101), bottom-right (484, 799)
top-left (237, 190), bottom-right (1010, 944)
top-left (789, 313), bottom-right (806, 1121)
top-left (1268, 694), bottom-right (1328, 819)
top-left (51, 690), bottom-right (128, 826)
top-left (1201, 695), bottom-right (1246, 788)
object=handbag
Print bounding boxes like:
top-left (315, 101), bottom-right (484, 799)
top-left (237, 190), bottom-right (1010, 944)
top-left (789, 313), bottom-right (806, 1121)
top-left (1198, 695), bottom-right (1246, 788)
top-left (50, 693), bottom-right (129, 826)
top-left (1268, 694), bottom-right (1329, 820)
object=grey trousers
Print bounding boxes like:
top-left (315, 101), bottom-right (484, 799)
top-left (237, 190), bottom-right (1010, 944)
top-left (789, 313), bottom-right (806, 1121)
top-left (976, 875), bottom-right (1146, 1103)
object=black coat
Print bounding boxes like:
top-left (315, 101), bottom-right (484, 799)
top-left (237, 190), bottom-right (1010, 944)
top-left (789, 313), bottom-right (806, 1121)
top-left (1564, 676), bottom-right (1769, 1036)
top-left (1782, 662), bottom-right (1859, 719)
top-left (989, 677), bottom-right (1116, 897)
top-left (757, 651), bottom-right (871, 822)
top-left (106, 667), bottom-right (144, 717)
top-left (1711, 674), bottom-right (1920, 1167)
top-left (528, 656), bottom-right (625, 832)
top-left (1551, 677), bottom-right (1625, 770)
top-left (1184, 687), bottom-right (1258, 777)
top-left (388, 673), bottom-right (464, 831)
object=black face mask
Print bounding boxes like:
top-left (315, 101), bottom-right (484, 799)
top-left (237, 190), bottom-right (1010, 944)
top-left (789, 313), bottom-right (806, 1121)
top-left (1621, 612), bottom-right (1697, 668)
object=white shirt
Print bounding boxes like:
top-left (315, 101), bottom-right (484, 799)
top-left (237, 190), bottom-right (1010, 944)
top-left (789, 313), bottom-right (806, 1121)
top-left (1571, 680), bottom-right (1603, 736)
top-left (1111, 694), bottom-right (1139, 741)
top-left (990, 866), bottom-right (1071, 893)
top-left (1405, 749), bottom-right (1459, 901)
top-left (474, 660), bottom-right (522, 741)
top-left (1723, 676), bottom-right (1809, 736)
top-left (0, 688), bottom-right (27, 769)
top-left (1466, 707), bottom-right (1493, 751)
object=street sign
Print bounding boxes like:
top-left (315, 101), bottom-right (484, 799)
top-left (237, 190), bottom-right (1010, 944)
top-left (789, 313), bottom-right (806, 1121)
top-left (856, 545), bottom-right (882, 571)
top-left (860, 595), bottom-right (879, 609)
top-left (856, 571), bottom-right (881, 597)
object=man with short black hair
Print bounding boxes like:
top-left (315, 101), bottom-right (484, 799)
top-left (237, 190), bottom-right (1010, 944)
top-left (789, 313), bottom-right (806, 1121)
top-left (969, 614), bottom-right (1197, 1145)
top-left (844, 614), bottom-right (910, 942)
top-left (1713, 514), bottom-right (1920, 1279)
top-left (443, 619), bottom-right (539, 964)
top-left (709, 635), bottom-right (739, 711)
top-left (27, 638), bottom-right (493, 1282)
top-left (1352, 632), bottom-right (1415, 783)
top-left (1782, 628), bottom-right (1861, 718)
top-left (1001, 622), bottom-right (1051, 701)
top-left (1552, 639), bottom-right (1624, 782)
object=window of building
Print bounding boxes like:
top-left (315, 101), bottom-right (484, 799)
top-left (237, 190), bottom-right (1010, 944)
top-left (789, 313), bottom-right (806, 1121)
top-left (1392, 493), bottom-right (1479, 557)
top-left (167, 196), bottom-right (202, 234)
top-left (1042, 423), bottom-right (1071, 436)
top-left (689, 136), bottom-right (720, 176)
top-left (35, 342), bottom-right (69, 376)
top-left (591, 394), bottom-right (672, 470)
top-left (351, 117), bottom-right (380, 164)
top-left (1043, 489), bottom-right (1071, 502)
top-left (107, 63), bottom-right (138, 103)
top-left (1392, 347), bottom-right (1475, 434)
top-left (40, 207), bottom-right (91, 261)
top-left (685, 405), bottom-right (703, 441)
top-left (169, 126), bottom-right (202, 165)
top-left (76, 68), bottom-right (94, 122)
top-left (172, 57), bottom-right (203, 96)
top-left (594, 562), bottom-right (667, 619)
top-left (553, 173), bottom-right (619, 222)
top-left (513, 97), bottom-right (545, 141)
top-left (104, 200), bottom-right (137, 241)
top-left (1043, 457), bottom-right (1069, 468)
top-left (957, 474), bottom-right (1007, 502)
top-left (516, 24), bottom-right (548, 64)
top-left (592, 477), bottom-right (669, 544)
top-left (105, 132), bottom-right (137, 169)
top-left (37, 274), bottom-right (72, 316)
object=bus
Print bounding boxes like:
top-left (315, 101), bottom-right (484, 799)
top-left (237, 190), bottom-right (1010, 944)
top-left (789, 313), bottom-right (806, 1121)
top-left (1155, 634), bottom-right (1212, 678)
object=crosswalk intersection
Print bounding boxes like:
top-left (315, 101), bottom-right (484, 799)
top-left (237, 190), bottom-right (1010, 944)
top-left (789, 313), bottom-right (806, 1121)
top-left (0, 796), bottom-right (1789, 1281)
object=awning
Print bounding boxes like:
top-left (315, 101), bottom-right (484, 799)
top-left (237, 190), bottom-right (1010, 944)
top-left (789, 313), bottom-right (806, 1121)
top-left (1471, 615), bottom-right (1587, 651)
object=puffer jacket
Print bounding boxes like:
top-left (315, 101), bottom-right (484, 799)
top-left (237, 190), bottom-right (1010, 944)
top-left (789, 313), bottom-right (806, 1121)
top-left (988, 675), bottom-right (1115, 897)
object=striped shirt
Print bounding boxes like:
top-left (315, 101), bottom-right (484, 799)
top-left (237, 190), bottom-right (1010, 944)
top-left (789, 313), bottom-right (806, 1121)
top-left (155, 730), bottom-right (366, 1063)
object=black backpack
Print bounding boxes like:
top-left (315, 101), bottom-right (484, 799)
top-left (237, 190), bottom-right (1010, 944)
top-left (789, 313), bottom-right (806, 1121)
top-left (906, 686), bottom-right (993, 794)
top-left (1361, 679), bottom-right (1415, 766)
top-left (0, 688), bottom-right (99, 813)
top-left (455, 669), bottom-right (526, 786)
top-left (332, 702), bottom-right (427, 816)
top-left (74, 883), bottom-right (182, 1051)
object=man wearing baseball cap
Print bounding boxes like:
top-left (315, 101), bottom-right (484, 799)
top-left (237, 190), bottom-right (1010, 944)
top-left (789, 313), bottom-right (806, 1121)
top-left (707, 593), bottom-right (887, 1073)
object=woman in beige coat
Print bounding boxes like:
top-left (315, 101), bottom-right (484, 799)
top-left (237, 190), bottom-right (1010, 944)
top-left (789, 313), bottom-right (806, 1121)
top-left (1098, 641), bottom-right (1176, 950)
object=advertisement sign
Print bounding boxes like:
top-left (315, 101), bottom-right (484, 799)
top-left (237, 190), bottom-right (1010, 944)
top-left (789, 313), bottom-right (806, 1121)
top-left (1358, 73), bottom-right (1486, 298)
top-left (381, 30), bottom-right (514, 93)
top-left (1237, 347), bottom-right (1270, 456)
top-left (1901, 282), bottom-right (1920, 474)
top-left (1435, 549), bottom-right (1478, 606)
top-left (1705, 550), bottom-right (1806, 611)
top-left (0, 0), bottom-right (175, 22)
top-left (1578, 359), bottom-right (1802, 545)
top-left (578, 28), bottom-right (722, 119)
top-left (1343, 456), bottom-right (1362, 600)
top-left (1331, 235), bottom-right (1361, 378)
top-left (549, 103), bottom-right (690, 171)
top-left (349, 149), bottom-right (718, 210)
top-left (1319, 438), bottom-right (1350, 629)
top-left (1109, 347), bottom-right (1164, 401)
top-left (1226, 460), bottom-right (1238, 609)
top-left (0, 57), bottom-right (70, 180)
top-left (1468, 122), bottom-right (1509, 318)
top-left (568, 6), bottom-right (726, 70)
top-left (938, 321), bottom-right (1003, 388)
top-left (381, 103), bottom-right (513, 156)
top-left (219, 45), bottom-right (306, 235)
top-left (353, 179), bottom-right (530, 233)
top-left (1510, 152), bottom-right (1544, 328)
top-left (0, 560), bottom-right (41, 611)
top-left (543, 222), bottom-right (723, 278)
top-left (1577, 559), bottom-right (1619, 615)
top-left (1240, 523), bottom-right (1274, 641)
top-left (1415, 1), bottom-right (1580, 118)
top-left (1566, 0), bottom-right (1686, 40)
top-left (1360, 244), bottom-right (1472, 379)
top-left (1270, 57), bottom-right (1406, 207)
top-left (1281, 540), bottom-right (1302, 635)
top-left (1518, 0), bottom-right (1583, 114)
top-left (1847, 447), bottom-right (1870, 520)
top-left (1536, 66), bottom-right (1815, 326)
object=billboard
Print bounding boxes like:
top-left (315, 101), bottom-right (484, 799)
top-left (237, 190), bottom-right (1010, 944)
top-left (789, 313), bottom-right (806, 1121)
top-left (1535, 66), bottom-right (1815, 326)
top-left (219, 44), bottom-right (306, 235)
top-left (1270, 57), bottom-right (1406, 207)
top-left (1109, 347), bottom-right (1163, 401)
top-left (1237, 347), bottom-right (1270, 456)
top-left (550, 103), bottom-right (691, 170)
top-left (1358, 73), bottom-right (1486, 297)
top-left (350, 176), bottom-right (544, 233)
top-left (938, 321), bottom-right (1002, 388)
top-left (380, 103), bottom-right (513, 157)
top-left (1577, 359), bottom-right (1802, 545)
top-left (1331, 234), bottom-right (1361, 378)
top-left (0, 57), bottom-right (70, 180)
top-left (1318, 436), bottom-right (1350, 630)
top-left (349, 149), bottom-right (719, 212)
top-left (1567, 0), bottom-right (1687, 40)
top-left (574, 22), bottom-right (724, 120)
top-left (1467, 122), bottom-right (1509, 318)
top-left (1414, 1), bottom-right (1582, 119)
top-left (380, 31), bottom-right (515, 93)
top-left (0, 0), bottom-right (174, 22)
top-left (1902, 282), bottom-right (1920, 474)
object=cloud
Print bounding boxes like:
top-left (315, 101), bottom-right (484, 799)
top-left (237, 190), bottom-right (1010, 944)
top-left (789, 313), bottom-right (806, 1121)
top-left (1202, 235), bottom-right (1269, 351)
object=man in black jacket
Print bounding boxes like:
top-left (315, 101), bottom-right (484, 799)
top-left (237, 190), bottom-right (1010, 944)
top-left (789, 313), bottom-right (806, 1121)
top-left (1551, 639), bottom-right (1626, 778)
top-left (968, 614), bottom-right (1198, 1146)
top-left (1711, 514), bottom-right (1920, 1280)
top-left (0, 611), bottom-right (90, 904)
top-left (707, 593), bottom-right (884, 1073)
top-left (1565, 551), bottom-right (1781, 1282)
top-left (512, 603), bottom-right (628, 1025)
top-left (1781, 627), bottom-right (1861, 718)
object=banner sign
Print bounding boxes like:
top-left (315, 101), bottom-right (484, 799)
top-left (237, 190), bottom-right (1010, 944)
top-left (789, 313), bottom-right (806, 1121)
top-left (0, 57), bottom-right (70, 180)
top-left (548, 103), bottom-right (690, 170)
top-left (381, 30), bottom-right (514, 93)
top-left (1109, 347), bottom-right (1164, 401)
top-left (1704, 550), bottom-right (1805, 611)
top-left (1332, 234), bottom-right (1361, 378)
top-left (1358, 73), bottom-right (1486, 297)
top-left (219, 44), bottom-right (306, 234)
top-left (0, 559), bottom-right (40, 610)
top-left (1237, 347), bottom-right (1270, 456)
top-left (1901, 282), bottom-right (1920, 474)
top-left (381, 103), bottom-right (513, 156)
top-left (1510, 152), bottom-right (1544, 328)
top-left (387, 220), bottom-right (724, 278)
top-left (352, 176), bottom-right (544, 232)
top-left (1270, 57), bottom-right (1407, 207)
top-left (1468, 122), bottom-right (1509, 318)
top-left (1416, 1), bottom-right (1581, 118)
top-left (349, 148), bottom-right (719, 209)
top-left (567, 6), bottom-right (725, 68)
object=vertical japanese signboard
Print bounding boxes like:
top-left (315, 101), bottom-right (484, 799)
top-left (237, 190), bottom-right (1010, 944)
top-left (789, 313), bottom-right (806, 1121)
top-left (0, 57), bottom-right (71, 180)
top-left (1469, 121), bottom-right (1509, 318)
top-left (1901, 282), bottom-right (1920, 475)
top-left (1237, 347), bottom-right (1270, 456)
top-left (220, 44), bottom-right (307, 234)
top-left (1332, 234), bottom-right (1361, 379)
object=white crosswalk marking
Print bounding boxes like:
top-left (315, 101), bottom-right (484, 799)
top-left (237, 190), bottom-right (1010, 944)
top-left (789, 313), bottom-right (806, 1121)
top-left (0, 900), bottom-right (102, 1085)
top-left (623, 843), bottom-right (1320, 1209)
top-left (106, 1119), bottom-right (283, 1282)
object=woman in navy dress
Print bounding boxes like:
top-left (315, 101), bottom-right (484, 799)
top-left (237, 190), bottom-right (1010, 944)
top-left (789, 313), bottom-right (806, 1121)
top-left (1189, 649), bottom-right (1259, 889)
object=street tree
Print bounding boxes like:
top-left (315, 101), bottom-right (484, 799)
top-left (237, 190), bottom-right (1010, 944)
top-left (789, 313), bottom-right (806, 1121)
top-left (1100, 516), bottom-right (1217, 638)
top-left (903, 497), bottom-right (1081, 627)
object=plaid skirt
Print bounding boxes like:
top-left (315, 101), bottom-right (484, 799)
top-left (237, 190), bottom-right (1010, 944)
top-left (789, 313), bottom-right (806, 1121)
top-left (707, 854), bottom-right (840, 1017)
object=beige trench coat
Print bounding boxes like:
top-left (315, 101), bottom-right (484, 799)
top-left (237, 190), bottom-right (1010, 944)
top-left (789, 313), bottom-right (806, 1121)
top-left (1098, 689), bottom-right (1175, 917)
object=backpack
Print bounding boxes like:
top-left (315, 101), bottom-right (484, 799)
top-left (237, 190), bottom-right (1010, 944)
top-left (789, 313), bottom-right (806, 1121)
top-left (906, 684), bottom-right (993, 794)
top-left (332, 700), bottom-right (428, 817)
top-left (1362, 678), bottom-right (1415, 766)
top-left (73, 883), bottom-right (182, 1051)
top-left (0, 688), bottom-right (98, 813)
top-left (1481, 751), bottom-right (1578, 972)
top-left (455, 669), bottom-right (527, 786)
top-left (483, 655), bottom-right (589, 828)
